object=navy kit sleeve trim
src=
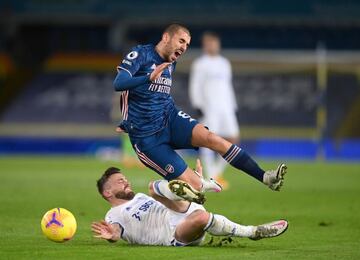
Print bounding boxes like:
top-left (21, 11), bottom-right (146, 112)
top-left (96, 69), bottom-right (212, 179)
top-left (113, 68), bottom-right (151, 91)
top-left (117, 66), bottom-right (132, 76)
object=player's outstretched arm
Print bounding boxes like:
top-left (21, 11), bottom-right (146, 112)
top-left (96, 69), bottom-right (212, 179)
top-left (113, 62), bottom-right (171, 92)
top-left (91, 220), bottom-right (122, 243)
top-left (113, 70), bottom-right (150, 91)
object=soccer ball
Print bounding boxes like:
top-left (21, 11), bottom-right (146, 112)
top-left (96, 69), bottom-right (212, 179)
top-left (41, 208), bottom-right (77, 242)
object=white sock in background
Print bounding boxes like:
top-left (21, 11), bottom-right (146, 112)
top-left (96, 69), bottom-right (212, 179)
top-left (214, 154), bottom-right (228, 177)
top-left (200, 148), bottom-right (218, 179)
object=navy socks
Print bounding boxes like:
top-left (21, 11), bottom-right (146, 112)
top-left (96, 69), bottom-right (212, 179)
top-left (222, 144), bottom-right (265, 182)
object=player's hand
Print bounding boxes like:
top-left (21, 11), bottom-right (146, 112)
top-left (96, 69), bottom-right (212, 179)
top-left (91, 220), bottom-right (118, 241)
top-left (115, 127), bottom-right (124, 133)
top-left (150, 62), bottom-right (171, 81)
top-left (195, 158), bottom-right (203, 177)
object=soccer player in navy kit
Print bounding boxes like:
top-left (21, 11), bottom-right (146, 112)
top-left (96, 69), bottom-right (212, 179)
top-left (113, 24), bottom-right (287, 204)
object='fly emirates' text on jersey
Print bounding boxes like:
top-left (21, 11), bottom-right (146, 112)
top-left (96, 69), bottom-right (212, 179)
top-left (117, 44), bottom-right (177, 138)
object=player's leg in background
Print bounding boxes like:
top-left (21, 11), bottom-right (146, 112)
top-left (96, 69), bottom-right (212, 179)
top-left (213, 149), bottom-right (230, 187)
top-left (191, 124), bottom-right (264, 181)
top-left (211, 110), bottom-right (240, 188)
top-left (199, 148), bottom-right (217, 178)
top-left (200, 112), bottom-right (232, 189)
top-left (199, 112), bottom-right (221, 181)
top-left (199, 147), bottom-right (230, 190)
top-left (191, 124), bottom-right (287, 190)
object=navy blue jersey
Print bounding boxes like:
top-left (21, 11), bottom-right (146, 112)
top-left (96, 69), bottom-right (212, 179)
top-left (117, 44), bottom-right (177, 138)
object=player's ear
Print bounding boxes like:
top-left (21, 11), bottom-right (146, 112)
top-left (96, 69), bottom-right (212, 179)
top-left (162, 32), bottom-right (170, 43)
top-left (103, 190), bottom-right (111, 200)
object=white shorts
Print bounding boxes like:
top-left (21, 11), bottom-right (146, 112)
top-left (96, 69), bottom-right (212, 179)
top-left (168, 203), bottom-right (206, 246)
top-left (203, 109), bottom-right (239, 137)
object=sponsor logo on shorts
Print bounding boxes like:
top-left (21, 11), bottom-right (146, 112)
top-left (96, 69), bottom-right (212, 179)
top-left (165, 164), bottom-right (175, 173)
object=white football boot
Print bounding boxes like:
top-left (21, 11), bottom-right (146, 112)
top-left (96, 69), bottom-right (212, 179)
top-left (201, 178), bottom-right (223, 193)
top-left (250, 220), bottom-right (289, 240)
top-left (263, 163), bottom-right (287, 191)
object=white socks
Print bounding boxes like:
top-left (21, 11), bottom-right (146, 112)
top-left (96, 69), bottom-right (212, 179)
top-left (200, 148), bottom-right (217, 178)
top-left (214, 154), bottom-right (228, 176)
top-left (152, 180), bottom-right (183, 200)
top-left (152, 176), bottom-right (222, 202)
top-left (200, 148), bottom-right (227, 179)
top-left (204, 213), bottom-right (255, 238)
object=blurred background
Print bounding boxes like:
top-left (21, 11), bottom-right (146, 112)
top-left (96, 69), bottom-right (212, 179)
top-left (0, 0), bottom-right (360, 161)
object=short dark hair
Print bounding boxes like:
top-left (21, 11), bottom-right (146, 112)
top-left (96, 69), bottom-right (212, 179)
top-left (97, 167), bottom-right (121, 196)
top-left (163, 23), bottom-right (191, 37)
top-left (202, 31), bottom-right (220, 40)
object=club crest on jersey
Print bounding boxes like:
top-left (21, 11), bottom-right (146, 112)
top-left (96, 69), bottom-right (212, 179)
top-left (151, 64), bottom-right (156, 70)
top-left (165, 164), bottom-right (175, 173)
top-left (126, 51), bottom-right (138, 60)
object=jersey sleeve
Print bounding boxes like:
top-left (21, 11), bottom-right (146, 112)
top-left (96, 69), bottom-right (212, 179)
top-left (105, 210), bottom-right (125, 240)
top-left (117, 46), bottom-right (146, 76)
top-left (105, 211), bottom-right (116, 224)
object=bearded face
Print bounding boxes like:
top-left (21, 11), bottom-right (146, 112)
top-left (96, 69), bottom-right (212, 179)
top-left (114, 187), bottom-right (135, 200)
top-left (103, 173), bottom-right (135, 201)
top-left (162, 29), bottom-right (191, 62)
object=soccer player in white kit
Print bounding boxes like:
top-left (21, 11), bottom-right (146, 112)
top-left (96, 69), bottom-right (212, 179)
top-left (91, 161), bottom-right (288, 246)
top-left (189, 31), bottom-right (239, 188)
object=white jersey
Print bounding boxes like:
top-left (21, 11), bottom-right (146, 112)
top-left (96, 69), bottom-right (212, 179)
top-left (105, 193), bottom-right (205, 246)
top-left (190, 54), bottom-right (239, 137)
top-left (190, 54), bottom-right (237, 113)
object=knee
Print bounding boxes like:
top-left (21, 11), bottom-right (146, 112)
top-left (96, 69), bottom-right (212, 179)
top-left (192, 211), bottom-right (210, 229)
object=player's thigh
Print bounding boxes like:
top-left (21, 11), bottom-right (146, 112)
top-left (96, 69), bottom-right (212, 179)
top-left (191, 124), bottom-right (231, 155)
top-left (174, 210), bottom-right (209, 244)
top-left (133, 143), bottom-right (188, 181)
top-left (169, 110), bottom-right (199, 149)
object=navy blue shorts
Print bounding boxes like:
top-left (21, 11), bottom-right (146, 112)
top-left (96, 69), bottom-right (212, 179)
top-left (129, 109), bottom-right (199, 181)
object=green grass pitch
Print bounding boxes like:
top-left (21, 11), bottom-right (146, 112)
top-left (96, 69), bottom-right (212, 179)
top-left (0, 156), bottom-right (359, 259)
